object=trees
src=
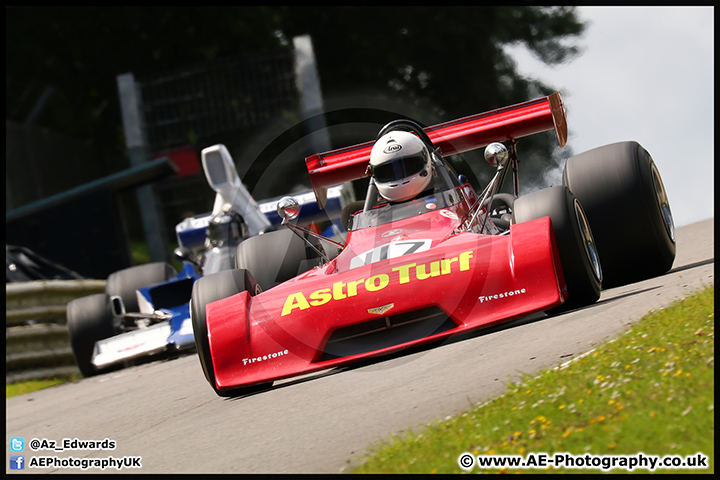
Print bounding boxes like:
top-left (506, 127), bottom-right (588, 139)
top-left (6, 6), bottom-right (586, 199)
top-left (6, 6), bottom-right (287, 163)
top-left (277, 6), bottom-right (586, 189)
top-left (283, 7), bottom-right (584, 111)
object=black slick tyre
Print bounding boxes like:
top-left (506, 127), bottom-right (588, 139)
top-left (190, 269), bottom-right (271, 397)
top-left (513, 186), bottom-right (602, 313)
top-left (563, 141), bottom-right (675, 287)
top-left (66, 293), bottom-right (116, 377)
top-left (235, 228), bottom-right (322, 291)
top-left (106, 262), bottom-right (176, 313)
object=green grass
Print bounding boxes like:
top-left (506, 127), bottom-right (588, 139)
top-left (351, 286), bottom-right (714, 474)
top-left (6, 377), bottom-right (77, 398)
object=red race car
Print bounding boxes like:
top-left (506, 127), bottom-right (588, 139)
top-left (191, 92), bottom-right (676, 396)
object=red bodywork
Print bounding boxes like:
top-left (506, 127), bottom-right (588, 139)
top-left (306, 92), bottom-right (566, 207)
top-left (205, 93), bottom-right (569, 392)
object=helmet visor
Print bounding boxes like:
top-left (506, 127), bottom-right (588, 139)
top-left (373, 152), bottom-right (427, 184)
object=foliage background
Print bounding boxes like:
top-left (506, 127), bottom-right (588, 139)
top-left (6, 6), bottom-right (586, 259)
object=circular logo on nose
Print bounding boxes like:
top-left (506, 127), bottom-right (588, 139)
top-left (383, 143), bottom-right (402, 154)
top-left (382, 229), bottom-right (403, 237)
top-left (440, 209), bottom-right (459, 220)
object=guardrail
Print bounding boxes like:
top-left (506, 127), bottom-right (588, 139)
top-left (6, 279), bottom-right (106, 384)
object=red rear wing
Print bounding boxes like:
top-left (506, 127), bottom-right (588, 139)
top-left (306, 92), bottom-right (567, 208)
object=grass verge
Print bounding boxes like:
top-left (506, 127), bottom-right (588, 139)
top-left (350, 286), bottom-right (714, 474)
top-left (6, 377), bottom-right (77, 398)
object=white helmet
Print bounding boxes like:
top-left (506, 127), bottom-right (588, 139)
top-left (369, 130), bottom-right (433, 202)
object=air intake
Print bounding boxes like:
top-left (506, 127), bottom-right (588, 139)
top-left (320, 306), bottom-right (456, 361)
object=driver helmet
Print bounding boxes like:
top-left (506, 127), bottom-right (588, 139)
top-left (369, 130), bottom-right (433, 202)
top-left (206, 210), bottom-right (248, 248)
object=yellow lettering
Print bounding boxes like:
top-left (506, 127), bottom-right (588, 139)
top-left (459, 250), bottom-right (473, 271)
top-left (332, 281), bottom-right (347, 300)
top-left (416, 261), bottom-right (441, 280)
top-left (392, 263), bottom-right (416, 284)
top-left (281, 292), bottom-right (310, 316)
top-left (347, 279), bottom-right (364, 297)
top-left (309, 288), bottom-right (332, 306)
top-left (441, 256), bottom-right (458, 275)
top-left (280, 250), bottom-right (475, 315)
top-left (365, 274), bottom-right (389, 292)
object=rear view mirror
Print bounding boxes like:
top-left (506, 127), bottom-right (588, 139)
top-left (277, 197), bottom-right (301, 223)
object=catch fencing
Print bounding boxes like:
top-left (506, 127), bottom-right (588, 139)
top-left (6, 279), bottom-right (106, 383)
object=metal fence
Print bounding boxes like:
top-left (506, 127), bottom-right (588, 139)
top-left (118, 44), bottom-right (312, 263)
top-left (139, 50), bottom-right (300, 153)
top-left (6, 280), bottom-right (106, 383)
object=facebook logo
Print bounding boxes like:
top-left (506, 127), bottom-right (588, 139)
top-left (10, 455), bottom-right (25, 470)
top-left (10, 437), bottom-right (25, 452)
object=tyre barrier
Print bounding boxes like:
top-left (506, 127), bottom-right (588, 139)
top-left (5, 279), bottom-right (106, 384)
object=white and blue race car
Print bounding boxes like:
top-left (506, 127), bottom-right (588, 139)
top-left (66, 144), bottom-right (353, 377)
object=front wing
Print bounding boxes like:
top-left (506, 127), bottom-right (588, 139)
top-left (206, 217), bottom-right (565, 392)
top-left (92, 306), bottom-right (195, 369)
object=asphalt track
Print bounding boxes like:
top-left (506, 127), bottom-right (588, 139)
top-left (6, 218), bottom-right (714, 474)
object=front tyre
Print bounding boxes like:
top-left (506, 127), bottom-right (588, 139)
top-left (563, 141), bottom-right (675, 287)
top-left (190, 269), bottom-right (271, 397)
top-left (66, 293), bottom-right (116, 377)
top-left (513, 186), bottom-right (602, 313)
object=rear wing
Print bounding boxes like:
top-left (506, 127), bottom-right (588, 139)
top-left (305, 92), bottom-right (567, 208)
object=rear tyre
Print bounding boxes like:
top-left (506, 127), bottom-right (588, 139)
top-left (190, 269), bottom-right (271, 397)
top-left (513, 186), bottom-right (602, 313)
top-left (235, 229), bottom-right (323, 291)
top-left (106, 262), bottom-right (177, 313)
top-left (66, 293), bottom-right (116, 377)
top-left (563, 141), bottom-right (675, 287)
